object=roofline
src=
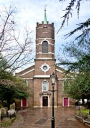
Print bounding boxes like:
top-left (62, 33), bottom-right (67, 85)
top-left (15, 64), bottom-right (35, 74)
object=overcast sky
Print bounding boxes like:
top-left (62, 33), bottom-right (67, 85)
top-left (0, 0), bottom-right (90, 70)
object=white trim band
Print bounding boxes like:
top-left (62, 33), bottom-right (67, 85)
top-left (36, 43), bottom-right (54, 46)
top-left (23, 78), bottom-right (33, 80)
top-left (36, 58), bottom-right (54, 60)
top-left (58, 78), bottom-right (74, 81)
top-left (36, 52), bottom-right (54, 54)
top-left (56, 69), bottom-right (63, 73)
top-left (34, 75), bottom-right (50, 78)
top-left (18, 69), bottom-right (35, 76)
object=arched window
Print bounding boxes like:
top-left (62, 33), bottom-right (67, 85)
top-left (42, 41), bottom-right (48, 53)
top-left (42, 81), bottom-right (49, 92)
top-left (23, 80), bottom-right (28, 87)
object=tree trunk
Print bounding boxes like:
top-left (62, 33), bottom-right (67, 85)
top-left (82, 94), bottom-right (85, 105)
top-left (7, 100), bottom-right (10, 110)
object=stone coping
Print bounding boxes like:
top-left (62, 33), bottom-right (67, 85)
top-left (75, 114), bottom-right (90, 127)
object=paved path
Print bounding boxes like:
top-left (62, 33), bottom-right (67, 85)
top-left (17, 107), bottom-right (89, 128)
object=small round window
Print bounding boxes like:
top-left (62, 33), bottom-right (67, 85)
top-left (43, 65), bottom-right (47, 70)
top-left (40, 63), bottom-right (50, 72)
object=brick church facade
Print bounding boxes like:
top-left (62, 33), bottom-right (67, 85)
top-left (16, 10), bottom-right (74, 108)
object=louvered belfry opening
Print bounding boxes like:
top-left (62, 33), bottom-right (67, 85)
top-left (42, 41), bottom-right (48, 53)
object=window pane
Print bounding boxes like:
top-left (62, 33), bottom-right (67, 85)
top-left (42, 41), bottom-right (48, 53)
top-left (42, 81), bottom-right (49, 92)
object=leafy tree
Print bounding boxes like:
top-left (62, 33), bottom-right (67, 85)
top-left (0, 54), bottom-right (29, 109)
top-left (0, 83), bottom-right (29, 109)
top-left (0, 74), bottom-right (29, 109)
top-left (0, 53), bottom-right (8, 71)
top-left (59, 32), bottom-right (90, 105)
top-left (60, 30), bottom-right (90, 107)
top-left (58, 1), bottom-right (90, 106)
top-left (58, 0), bottom-right (90, 71)
top-left (64, 72), bottom-right (90, 104)
top-left (58, 41), bottom-right (90, 73)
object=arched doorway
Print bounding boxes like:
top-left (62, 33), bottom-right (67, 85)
top-left (43, 96), bottom-right (48, 106)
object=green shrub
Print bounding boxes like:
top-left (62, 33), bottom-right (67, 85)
top-left (0, 104), bottom-right (3, 108)
top-left (81, 113), bottom-right (88, 119)
top-left (76, 109), bottom-right (89, 115)
top-left (0, 118), bottom-right (11, 127)
top-left (11, 117), bottom-right (16, 123)
top-left (0, 117), bottom-right (16, 127)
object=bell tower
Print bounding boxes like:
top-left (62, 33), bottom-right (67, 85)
top-left (36, 9), bottom-right (55, 60)
top-left (34, 9), bottom-right (57, 107)
top-left (35, 9), bottom-right (56, 76)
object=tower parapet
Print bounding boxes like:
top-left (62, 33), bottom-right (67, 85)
top-left (36, 23), bottom-right (54, 39)
top-left (35, 9), bottom-right (55, 60)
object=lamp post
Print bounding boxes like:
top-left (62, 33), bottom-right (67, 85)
top-left (50, 72), bottom-right (57, 128)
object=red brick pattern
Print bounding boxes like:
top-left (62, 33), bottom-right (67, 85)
top-left (16, 22), bottom-right (74, 108)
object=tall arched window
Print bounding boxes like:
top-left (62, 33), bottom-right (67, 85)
top-left (42, 41), bottom-right (48, 53)
top-left (42, 81), bottom-right (49, 92)
top-left (23, 80), bottom-right (28, 87)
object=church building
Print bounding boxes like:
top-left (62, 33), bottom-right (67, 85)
top-left (16, 9), bottom-right (74, 108)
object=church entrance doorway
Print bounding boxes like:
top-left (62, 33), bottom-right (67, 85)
top-left (22, 99), bottom-right (27, 107)
top-left (64, 98), bottom-right (68, 107)
top-left (43, 96), bottom-right (48, 106)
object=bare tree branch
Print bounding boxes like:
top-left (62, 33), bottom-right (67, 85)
top-left (65, 18), bottom-right (90, 39)
top-left (58, 0), bottom-right (90, 34)
top-left (0, 6), bottom-right (34, 72)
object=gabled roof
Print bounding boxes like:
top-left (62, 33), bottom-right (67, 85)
top-left (55, 65), bottom-right (66, 73)
top-left (55, 65), bottom-right (75, 79)
top-left (15, 64), bottom-right (35, 77)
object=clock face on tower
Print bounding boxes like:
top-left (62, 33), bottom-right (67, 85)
top-left (40, 63), bottom-right (50, 72)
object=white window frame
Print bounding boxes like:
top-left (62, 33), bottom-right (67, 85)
top-left (42, 40), bottom-right (48, 53)
top-left (40, 63), bottom-right (50, 72)
top-left (42, 80), bottom-right (49, 92)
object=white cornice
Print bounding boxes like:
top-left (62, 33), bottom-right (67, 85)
top-left (36, 43), bottom-right (54, 46)
top-left (36, 38), bottom-right (54, 39)
top-left (36, 26), bottom-right (54, 29)
top-left (23, 78), bottom-right (33, 80)
top-left (58, 78), bottom-right (74, 81)
top-left (18, 69), bottom-right (35, 76)
top-left (36, 38), bottom-right (54, 45)
top-left (56, 69), bottom-right (63, 73)
top-left (36, 58), bottom-right (54, 60)
top-left (36, 52), bottom-right (54, 54)
top-left (34, 75), bottom-right (50, 78)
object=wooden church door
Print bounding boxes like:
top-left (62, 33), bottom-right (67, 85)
top-left (22, 99), bottom-right (27, 107)
top-left (64, 98), bottom-right (68, 107)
